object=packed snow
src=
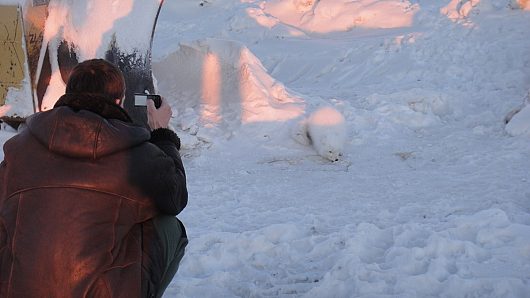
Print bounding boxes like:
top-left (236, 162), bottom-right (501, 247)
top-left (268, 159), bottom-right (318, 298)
top-left (2, 0), bottom-right (530, 297)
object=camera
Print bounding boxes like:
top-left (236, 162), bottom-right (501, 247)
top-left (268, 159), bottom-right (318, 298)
top-left (134, 94), bottom-right (162, 109)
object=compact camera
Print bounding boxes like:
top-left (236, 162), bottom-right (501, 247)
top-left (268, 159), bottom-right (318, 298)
top-left (134, 94), bottom-right (162, 109)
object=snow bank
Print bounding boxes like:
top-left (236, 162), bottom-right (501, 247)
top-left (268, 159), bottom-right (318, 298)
top-left (249, 0), bottom-right (420, 34)
top-left (153, 38), bottom-right (305, 143)
top-left (307, 208), bottom-right (530, 297)
top-left (345, 89), bottom-right (453, 138)
top-left (168, 208), bottom-right (530, 297)
top-left (441, 0), bottom-right (530, 23)
top-left (441, 0), bottom-right (481, 22)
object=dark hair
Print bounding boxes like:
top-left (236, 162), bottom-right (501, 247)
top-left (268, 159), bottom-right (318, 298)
top-left (66, 59), bottom-right (125, 100)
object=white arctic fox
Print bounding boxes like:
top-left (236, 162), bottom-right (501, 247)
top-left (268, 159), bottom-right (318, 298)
top-left (291, 106), bottom-right (347, 162)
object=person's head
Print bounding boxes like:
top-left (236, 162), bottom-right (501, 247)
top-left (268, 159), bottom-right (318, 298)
top-left (66, 59), bottom-right (125, 105)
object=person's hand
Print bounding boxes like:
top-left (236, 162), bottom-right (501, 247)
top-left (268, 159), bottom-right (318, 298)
top-left (147, 96), bottom-right (172, 130)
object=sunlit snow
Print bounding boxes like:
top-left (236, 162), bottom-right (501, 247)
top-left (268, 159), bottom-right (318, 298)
top-left (1, 0), bottom-right (530, 297)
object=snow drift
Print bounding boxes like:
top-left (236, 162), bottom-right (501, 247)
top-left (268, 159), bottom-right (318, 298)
top-left (248, 0), bottom-right (419, 35)
top-left (153, 38), bottom-right (305, 136)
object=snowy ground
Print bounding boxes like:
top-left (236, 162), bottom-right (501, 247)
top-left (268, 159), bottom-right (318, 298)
top-left (3, 0), bottom-right (530, 297)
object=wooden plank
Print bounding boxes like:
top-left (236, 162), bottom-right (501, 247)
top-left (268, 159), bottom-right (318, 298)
top-left (22, 2), bottom-right (47, 92)
top-left (0, 6), bottom-right (20, 41)
top-left (0, 5), bottom-right (25, 107)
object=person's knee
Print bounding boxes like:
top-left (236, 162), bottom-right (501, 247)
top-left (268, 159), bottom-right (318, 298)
top-left (153, 215), bottom-right (185, 237)
top-left (144, 215), bottom-right (188, 297)
top-left (152, 215), bottom-right (179, 227)
top-left (152, 215), bottom-right (187, 255)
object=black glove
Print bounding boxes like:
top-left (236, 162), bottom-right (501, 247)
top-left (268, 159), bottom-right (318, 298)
top-left (150, 128), bottom-right (181, 150)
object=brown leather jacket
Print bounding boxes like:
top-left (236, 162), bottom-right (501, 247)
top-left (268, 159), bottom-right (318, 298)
top-left (0, 95), bottom-right (187, 297)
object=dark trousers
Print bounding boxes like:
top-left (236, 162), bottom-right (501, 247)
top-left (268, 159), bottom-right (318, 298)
top-left (142, 215), bottom-right (188, 298)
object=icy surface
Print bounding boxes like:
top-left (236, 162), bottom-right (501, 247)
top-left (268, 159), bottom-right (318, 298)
top-left (2, 0), bottom-right (530, 297)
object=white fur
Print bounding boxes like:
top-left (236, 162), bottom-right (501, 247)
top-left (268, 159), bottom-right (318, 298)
top-left (306, 107), bottom-right (347, 161)
top-left (307, 107), bottom-right (346, 161)
top-left (290, 118), bottom-right (311, 146)
top-left (289, 106), bottom-right (347, 161)
top-left (511, 0), bottom-right (529, 10)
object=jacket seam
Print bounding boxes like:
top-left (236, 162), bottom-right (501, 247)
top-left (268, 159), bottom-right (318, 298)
top-left (102, 277), bottom-right (112, 298)
top-left (0, 224), bottom-right (6, 259)
top-left (48, 112), bottom-right (60, 151)
top-left (6, 193), bottom-right (22, 297)
top-left (0, 217), bottom-right (7, 246)
top-left (109, 199), bottom-right (122, 258)
top-left (4, 186), bottom-right (153, 206)
top-left (104, 262), bottom-right (137, 271)
top-left (93, 120), bottom-right (103, 160)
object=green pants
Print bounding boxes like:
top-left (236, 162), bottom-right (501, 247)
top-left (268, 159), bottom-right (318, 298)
top-left (142, 215), bottom-right (188, 298)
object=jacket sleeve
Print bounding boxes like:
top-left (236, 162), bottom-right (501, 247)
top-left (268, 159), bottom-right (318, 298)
top-left (148, 128), bottom-right (188, 215)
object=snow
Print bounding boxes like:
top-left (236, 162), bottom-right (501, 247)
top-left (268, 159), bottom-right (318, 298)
top-left (42, 0), bottom-right (159, 60)
top-left (506, 103), bottom-right (530, 136)
top-left (29, 0), bottom-right (162, 111)
top-left (260, 0), bottom-right (420, 33)
top-left (2, 0), bottom-right (530, 297)
top-left (152, 38), bottom-right (305, 132)
top-left (0, 83), bottom-right (34, 118)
